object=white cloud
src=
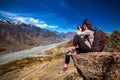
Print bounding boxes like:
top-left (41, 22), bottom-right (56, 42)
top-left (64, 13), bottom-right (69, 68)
top-left (0, 11), bottom-right (59, 29)
top-left (36, 24), bottom-right (58, 29)
top-left (17, 17), bottom-right (25, 22)
top-left (29, 18), bottom-right (39, 23)
top-left (0, 11), bottom-right (17, 17)
top-left (15, 17), bottom-right (59, 28)
top-left (36, 24), bottom-right (48, 28)
top-left (48, 26), bottom-right (58, 28)
top-left (13, 17), bottom-right (39, 24)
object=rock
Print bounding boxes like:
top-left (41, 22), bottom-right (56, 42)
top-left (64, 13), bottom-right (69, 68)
top-left (104, 30), bottom-right (120, 52)
top-left (64, 72), bottom-right (83, 80)
top-left (71, 52), bottom-right (120, 80)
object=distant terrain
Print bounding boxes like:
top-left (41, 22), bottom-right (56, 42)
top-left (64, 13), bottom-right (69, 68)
top-left (0, 18), bottom-right (119, 55)
top-left (0, 19), bottom-right (75, 54)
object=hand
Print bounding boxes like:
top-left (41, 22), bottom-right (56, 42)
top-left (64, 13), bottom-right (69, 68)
top-left (79, 27), bottom-right (82, 32)
top-left (71, 46), bottom-right (76, 50)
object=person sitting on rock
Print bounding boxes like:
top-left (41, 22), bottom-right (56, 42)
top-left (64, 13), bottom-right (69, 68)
top-left (58, 19), bottom-right (94, 74)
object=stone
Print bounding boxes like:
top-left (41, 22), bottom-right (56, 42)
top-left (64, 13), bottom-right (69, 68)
top-left (71, 52), bottom-right (120, 80)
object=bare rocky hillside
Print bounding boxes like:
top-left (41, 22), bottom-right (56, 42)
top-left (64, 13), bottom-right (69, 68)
top-left (0, 19), bottom-right (63, 54)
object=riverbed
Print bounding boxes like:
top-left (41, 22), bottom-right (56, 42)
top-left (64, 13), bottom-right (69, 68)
top-left (0, 41), bottom-right (68, 64)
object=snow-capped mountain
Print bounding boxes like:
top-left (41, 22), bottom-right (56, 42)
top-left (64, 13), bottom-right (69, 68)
top-left (0, 19), bottom-right (63, 54)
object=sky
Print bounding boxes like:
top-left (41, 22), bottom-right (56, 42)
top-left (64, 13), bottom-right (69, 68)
top-left (0, 0), bottom-right (120, 33)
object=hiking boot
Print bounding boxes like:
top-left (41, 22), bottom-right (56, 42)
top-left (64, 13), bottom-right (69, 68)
top-left (58, 67), bottom-right (68, 74)
top-left (67, 49), bottom-right (76, 55)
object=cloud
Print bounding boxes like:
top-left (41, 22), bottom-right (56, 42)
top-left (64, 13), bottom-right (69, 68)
top-left (15, 17), bottom-right (58, 29)
top-left (0, 11), bottom-right (17, 17)
top-left (36, 24), bottom-right (58, 28)
top-left (12, 17), bottom-right (39, 24)
top-left (36, 24), bottom-right (48, 28)
top-left (29, 18), bottom-right (39, 23)
top-left (48, 25), bottom-right (58, 28)
top-left (17, 17), bottom-right (25, 22)
top-left (0, 11), bottom-right (58, 29)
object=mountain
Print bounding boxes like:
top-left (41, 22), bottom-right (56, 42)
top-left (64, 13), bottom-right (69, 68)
top-left (64, 32), bottom-right (76, 39)
top-left (53, 31), bottom-right (76, 39)
top-left (0, 19), bottom-right (63, 54)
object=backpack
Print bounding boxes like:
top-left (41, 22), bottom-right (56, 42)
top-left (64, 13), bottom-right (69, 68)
top-left (91, 29), bottom-right (106, 52)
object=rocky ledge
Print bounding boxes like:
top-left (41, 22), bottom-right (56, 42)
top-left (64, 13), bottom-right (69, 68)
top-left (71, 52), bottom-right (120, 80)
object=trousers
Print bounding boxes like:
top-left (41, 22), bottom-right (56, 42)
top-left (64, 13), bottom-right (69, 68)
top-left (65, 35), bottom-right (91, 64)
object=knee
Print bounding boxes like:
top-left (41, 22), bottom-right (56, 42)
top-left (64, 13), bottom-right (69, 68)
top-left (74, 34), bottom-right (79, 38)
top-left (66, 51), bottom-right (70, 55)
top-left (73, 35), bottom-right (82, 42)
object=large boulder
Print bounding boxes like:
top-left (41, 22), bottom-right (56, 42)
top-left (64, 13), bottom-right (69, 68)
top-left (71, 52), bottom-right (120, 80)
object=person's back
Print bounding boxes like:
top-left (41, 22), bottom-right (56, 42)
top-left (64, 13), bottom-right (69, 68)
top-left (91, 29), bottom-right (105, 52)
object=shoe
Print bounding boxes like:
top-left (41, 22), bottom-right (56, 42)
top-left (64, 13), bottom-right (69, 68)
top-left (67, 49), bottom-right (76, 55)
top-left (58, 67), bottom-right (68, 74)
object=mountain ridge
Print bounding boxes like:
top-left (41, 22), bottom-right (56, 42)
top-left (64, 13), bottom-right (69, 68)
top-left (0, 19), bottom-right (64, 54)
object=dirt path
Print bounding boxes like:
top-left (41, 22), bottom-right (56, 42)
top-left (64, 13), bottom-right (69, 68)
top-left (1, 58), bottom-right (83, 80)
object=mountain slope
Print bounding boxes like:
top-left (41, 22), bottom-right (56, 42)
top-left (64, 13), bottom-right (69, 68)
top-left (0, 19), bottom-right (62, 54)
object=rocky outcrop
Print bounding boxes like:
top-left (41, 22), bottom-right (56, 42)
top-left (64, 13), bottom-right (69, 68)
top-left (71, 52), bottom-right (120, 80)
top-left (104, 30), bottom-right (120, 52)
top-left (64, 72), bottom-right (83, 80)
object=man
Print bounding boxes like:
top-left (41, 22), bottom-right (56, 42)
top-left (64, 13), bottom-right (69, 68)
top-left (58, 19), bottom-right (94, 74)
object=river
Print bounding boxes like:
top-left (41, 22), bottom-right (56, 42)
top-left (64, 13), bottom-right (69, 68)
top-left (0, 41), bottom-right (69, 64)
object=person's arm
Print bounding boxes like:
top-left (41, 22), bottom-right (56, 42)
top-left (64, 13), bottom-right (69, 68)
top-left (77, 31), bottom-right (81, 35)
top-left (77, 30), bottom-right (90, 36)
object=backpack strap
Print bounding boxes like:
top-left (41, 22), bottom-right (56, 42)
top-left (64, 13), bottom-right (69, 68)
top-left (86, 36), bottom-right (92, 46)
top-left (86, 36), bottom-right (92, 49)
top-left (84, 35), bottom-right (92, 50)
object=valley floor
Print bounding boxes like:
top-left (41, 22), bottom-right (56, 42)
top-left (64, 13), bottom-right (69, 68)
top-left (1, 58), bottom-right (83, 80)
top-left (0, 41), bottom-right (68, 65)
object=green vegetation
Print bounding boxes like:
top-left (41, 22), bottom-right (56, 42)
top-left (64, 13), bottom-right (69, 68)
top-left (28, 43), bottom-right (35, 46)
top-left (0, 53), bottom-right (64, 76)
top-left (0, 48), bottom-right (6, 52)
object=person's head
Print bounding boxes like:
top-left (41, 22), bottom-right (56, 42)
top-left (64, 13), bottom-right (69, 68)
top-left (82, 19), bottom-right (92, 30)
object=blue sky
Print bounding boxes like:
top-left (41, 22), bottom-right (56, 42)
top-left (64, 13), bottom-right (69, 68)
top-left (0, 0), bottom-right (120, 33)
